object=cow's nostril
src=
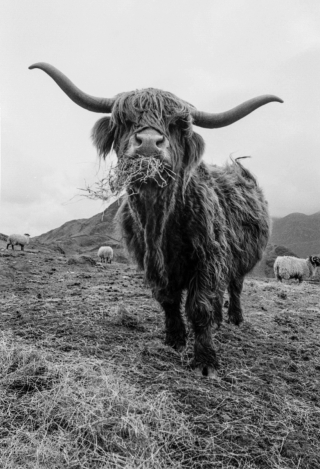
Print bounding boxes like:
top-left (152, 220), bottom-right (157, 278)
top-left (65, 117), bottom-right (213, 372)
top-left (155, 135), bottom-right (165, 147)
top-left (135, 134), bottom-right (143, 145)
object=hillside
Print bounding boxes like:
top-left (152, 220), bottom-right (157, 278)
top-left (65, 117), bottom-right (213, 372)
top-left (271, 211), bottom-right (320, 257)
top-left (32, 199), bottom-right (128, 262)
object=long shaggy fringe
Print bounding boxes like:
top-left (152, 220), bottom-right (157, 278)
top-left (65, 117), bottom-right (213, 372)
top-left (111, 88), bottom-right (194, 137)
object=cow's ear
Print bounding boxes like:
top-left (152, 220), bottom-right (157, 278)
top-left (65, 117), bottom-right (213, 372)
top-left (184, 131), bottom-right (205, 170)
top-left (92, 117), bottom-right (114, 159)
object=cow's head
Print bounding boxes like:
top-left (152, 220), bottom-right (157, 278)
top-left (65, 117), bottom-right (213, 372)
top-left (91, 88), bottom-right (206, 181)
top-left (29, 63), bottom-right (283, 191)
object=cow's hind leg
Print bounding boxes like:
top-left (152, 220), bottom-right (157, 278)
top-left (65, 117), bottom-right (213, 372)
top-left (228, 276), bottom-right (244, 326)
top-left (155, 289), bottom-right (187, 352)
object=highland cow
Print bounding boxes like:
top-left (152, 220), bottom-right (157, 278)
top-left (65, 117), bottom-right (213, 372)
top-left (29, 63), bottom-right (283, 377)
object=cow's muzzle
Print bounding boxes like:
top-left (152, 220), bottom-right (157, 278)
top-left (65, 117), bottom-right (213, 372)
top-left (128, 128), bottom-right (170, 159)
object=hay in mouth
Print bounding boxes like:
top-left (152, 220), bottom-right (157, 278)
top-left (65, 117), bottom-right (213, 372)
top-left (79, 156), bottom-right (176, 202)
top-left (109, 156), bottom-right (176, 195)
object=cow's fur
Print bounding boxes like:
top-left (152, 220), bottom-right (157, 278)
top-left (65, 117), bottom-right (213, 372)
top-left (92, 88), bottom-right (270, 376)
top-left (274, 255), bottom-right (320, 283)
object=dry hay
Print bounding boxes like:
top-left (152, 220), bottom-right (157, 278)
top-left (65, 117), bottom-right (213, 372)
top-left (81, 156), bottom-right (176, 202)
top-left (0, 333), bottom-right (195, 469)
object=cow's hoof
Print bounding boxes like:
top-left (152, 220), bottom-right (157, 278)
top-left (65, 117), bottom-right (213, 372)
top-left (195, 366), bottom-right (219, 379)
top-left (227, 313), bottom-right (243, 326)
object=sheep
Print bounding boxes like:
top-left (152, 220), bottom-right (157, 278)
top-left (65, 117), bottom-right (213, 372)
top-left (274, 255), bottom-right (320, 283)
top-left (6, 234), bottom-right (30, 251)
top-left (98, 246), bottom-right (113, 264)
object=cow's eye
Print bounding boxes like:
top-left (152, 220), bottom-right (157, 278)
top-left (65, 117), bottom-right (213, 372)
top-left (171, 117), bottom-right (189, 133)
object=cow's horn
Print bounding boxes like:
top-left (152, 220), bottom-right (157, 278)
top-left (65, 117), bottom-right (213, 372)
top-left (191, 95), bottom-right (283, 128)
top-left (29, 63), bottom-right (115, 113)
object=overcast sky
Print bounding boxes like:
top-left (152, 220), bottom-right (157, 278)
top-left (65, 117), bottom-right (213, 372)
top-left (1, 0), bottom-right (320, 236)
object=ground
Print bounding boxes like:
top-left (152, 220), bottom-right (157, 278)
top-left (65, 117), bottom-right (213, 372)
top-left (0, 248), bottom-right (320, 468)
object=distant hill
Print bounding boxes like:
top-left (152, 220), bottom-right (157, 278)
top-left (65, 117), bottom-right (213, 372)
top-left (270, 211), bottom-right (320, 257)
top-left (33, 199), bottom-right (128, 262)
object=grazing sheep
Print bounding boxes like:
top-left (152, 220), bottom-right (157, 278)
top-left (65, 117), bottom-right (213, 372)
top-left (274, 255), bottom-right (320, 283)
top-left (6, 234), bottom-right (30, 251)
top-left (98, 246), bottom-right (113, 264)
top-left (29, 62), bottom-right (283, 378)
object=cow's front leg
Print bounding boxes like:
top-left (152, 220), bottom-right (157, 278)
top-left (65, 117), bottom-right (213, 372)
top-left (213, 290), bottom-right (224, 328)
top-left (154, 289), bottom-right (186, 352)
top-left (186, 286), bottom-right (219, 378)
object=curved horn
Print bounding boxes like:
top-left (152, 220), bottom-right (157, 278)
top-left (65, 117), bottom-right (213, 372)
top-left (29, 63), bottom-right (115, 113)
top-left (191, 95), bottom-right (283, 128)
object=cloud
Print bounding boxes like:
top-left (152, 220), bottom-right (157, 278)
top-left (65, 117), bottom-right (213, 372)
top-left (1, 0), bottom-right (320, 236)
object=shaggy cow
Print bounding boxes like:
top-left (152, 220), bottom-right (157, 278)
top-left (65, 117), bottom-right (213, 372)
top-left (29, 63), bottom-right (282, 377)
top-left (274, 255), bottom-right (320, 283)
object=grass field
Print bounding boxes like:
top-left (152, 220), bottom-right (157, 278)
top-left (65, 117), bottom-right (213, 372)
top-left (1, 249), bottom-right (320, 468)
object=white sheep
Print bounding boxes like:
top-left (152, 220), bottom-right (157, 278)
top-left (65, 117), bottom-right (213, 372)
top-left (274, 255), bottom-right (320, 283)
top-left (98, 246), bottom-right (113, 264)
top-left (6, 233), bottom-right (31, 251)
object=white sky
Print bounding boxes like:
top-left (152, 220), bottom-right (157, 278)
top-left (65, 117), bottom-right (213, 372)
top-left (1, 0), bottom-right (320, 236)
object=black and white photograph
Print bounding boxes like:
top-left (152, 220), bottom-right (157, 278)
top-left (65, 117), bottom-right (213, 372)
top-left (1, 1), bottom-right (320, 467)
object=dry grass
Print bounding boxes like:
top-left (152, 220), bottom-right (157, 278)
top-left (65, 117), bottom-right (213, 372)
top-left (80, 156), bottom-right (175, 202)
top-left (0, 333), bottom-right (196, 469)
top-left (1, 253), bottom-right (320, 468)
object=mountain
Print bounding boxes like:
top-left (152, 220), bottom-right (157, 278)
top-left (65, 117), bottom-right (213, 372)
top-left (32, 199), bottom-right (128, 262)
top-left (270, 211), bottom-right (320, 257)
